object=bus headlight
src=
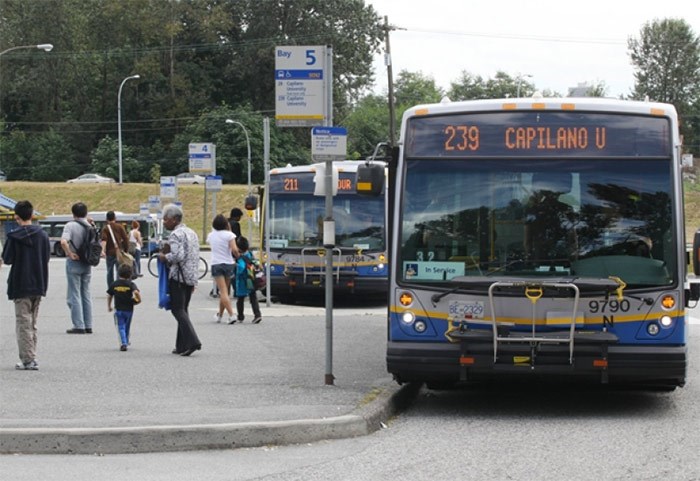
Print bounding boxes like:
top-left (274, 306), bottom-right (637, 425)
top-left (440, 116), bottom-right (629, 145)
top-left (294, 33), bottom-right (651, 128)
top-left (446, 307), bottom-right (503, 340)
top-left (647, 323), bottom-right (660, 336)
top-left (659, 315), bottom-right (673, 327)
top-left (401, 311), bottom-right (415, 325)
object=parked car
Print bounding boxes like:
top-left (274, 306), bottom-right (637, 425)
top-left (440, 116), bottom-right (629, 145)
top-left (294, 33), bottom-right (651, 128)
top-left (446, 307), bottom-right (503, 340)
top-left (0, 170), bottom-right (6, 182)
top-left (66, 173), bottom-right (115, 184)
top-left (176, 172), bottom-right (206, 185)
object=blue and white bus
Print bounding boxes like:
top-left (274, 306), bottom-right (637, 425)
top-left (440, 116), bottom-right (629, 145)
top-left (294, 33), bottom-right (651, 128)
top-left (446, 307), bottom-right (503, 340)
top-left (262, 160), bottom-right (388, 302)
top-left (381, 97), bottom-right (695, 390)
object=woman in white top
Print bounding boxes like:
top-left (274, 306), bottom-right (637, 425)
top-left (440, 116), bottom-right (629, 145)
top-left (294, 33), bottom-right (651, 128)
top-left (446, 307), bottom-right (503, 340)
top-left (129, 220), bottom-right (143, 278)
top-left (206, 214), bottom-right (240, 323)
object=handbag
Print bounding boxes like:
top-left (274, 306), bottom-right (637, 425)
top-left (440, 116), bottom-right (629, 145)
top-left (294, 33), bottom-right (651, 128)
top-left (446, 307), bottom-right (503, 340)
top-left (107, 224), bottom-right (134, 268)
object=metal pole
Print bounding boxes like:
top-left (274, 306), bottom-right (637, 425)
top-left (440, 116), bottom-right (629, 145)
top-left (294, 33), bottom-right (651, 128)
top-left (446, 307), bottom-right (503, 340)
top-left (225, 119), bottom-right (252, 240)
top-left (324, 45), bottom-right (335, 386)
top-left (263, 118), bottom-right (271, 307)
top-left (384, 16), bottom-right (396, 147)
top-left (117, 74), bottom-right (140, 185)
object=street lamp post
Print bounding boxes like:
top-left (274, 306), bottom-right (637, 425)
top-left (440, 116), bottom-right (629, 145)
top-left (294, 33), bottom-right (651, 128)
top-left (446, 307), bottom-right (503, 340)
top-left (0, 44), bottom-right (53, 57)
top-left (0, 43), bottom-right (53, 173)
top-left (516, 73), bottom-right (533, 98)
top-left (117, 74), bottom-right (140, 185)
top-left (225, 119), bottom-right (252, 239)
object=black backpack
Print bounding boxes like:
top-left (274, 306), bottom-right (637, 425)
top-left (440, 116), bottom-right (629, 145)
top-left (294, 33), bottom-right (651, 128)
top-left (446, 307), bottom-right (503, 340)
top-left (72, 222), bottom-right (102, 266)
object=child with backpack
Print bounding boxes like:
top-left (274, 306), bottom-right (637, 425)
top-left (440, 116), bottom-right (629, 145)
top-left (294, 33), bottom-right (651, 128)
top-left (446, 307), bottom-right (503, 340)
top-left (233, 236), bottom-right (262, 324)
top-left (107, 264), bottom-right (141, 351)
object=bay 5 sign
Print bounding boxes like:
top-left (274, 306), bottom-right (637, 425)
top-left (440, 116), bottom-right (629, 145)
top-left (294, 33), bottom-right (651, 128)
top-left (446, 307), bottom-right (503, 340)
top-left (275, 46), bottom-right (329, 127)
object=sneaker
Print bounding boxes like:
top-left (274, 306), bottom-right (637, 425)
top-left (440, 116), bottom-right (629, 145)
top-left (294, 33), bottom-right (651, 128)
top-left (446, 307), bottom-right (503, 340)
top-left (15, 360), bottom-right (39, 370)
top-left (85, 328), bottom-right (93, 334)
top-left (252, 316), bottom-right (262, 324)
top-left (227, 316), bottom-right (237, 325)
top-left (66, 328), bottom-right (86, 334)
top-left (214, 313), bottom-right (222, 323)
top-left (120, 345), bottom-right (128, 351)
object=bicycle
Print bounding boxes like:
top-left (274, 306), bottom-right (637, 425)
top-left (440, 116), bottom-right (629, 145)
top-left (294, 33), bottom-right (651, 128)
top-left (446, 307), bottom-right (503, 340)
top-left (147, 252), bottom-right (209, 280)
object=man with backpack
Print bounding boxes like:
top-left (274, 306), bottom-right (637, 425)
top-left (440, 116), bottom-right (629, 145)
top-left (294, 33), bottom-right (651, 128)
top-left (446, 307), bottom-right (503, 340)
top-left (60, 202), bottom-right (97, 334)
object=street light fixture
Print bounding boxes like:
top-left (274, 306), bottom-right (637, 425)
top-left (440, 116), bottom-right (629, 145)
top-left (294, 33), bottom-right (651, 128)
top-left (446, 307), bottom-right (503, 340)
top-left (225, 119), bottom-right (252, 239)
top-left (0, 43), bottom-right (53, 57)
top-left (117, 74), bottom-right (140, 185)
top-left (516, 73), bottom-right (533, 98)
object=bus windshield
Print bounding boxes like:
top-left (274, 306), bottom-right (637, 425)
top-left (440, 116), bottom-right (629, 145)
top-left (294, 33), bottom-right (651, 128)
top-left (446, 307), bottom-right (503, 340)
top-left (269, 193), bottom-right (385, 250)
top-left (400, 158), bottom-right (675, 288)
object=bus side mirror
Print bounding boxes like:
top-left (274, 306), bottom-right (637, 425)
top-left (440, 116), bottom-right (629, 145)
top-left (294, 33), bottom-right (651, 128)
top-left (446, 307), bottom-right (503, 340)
top-left (693, 229), bottom-right (700, 278)
top-left (356, 163), bottom-right (384, 197)
top-left (245, 195), bottom-right (258, 211)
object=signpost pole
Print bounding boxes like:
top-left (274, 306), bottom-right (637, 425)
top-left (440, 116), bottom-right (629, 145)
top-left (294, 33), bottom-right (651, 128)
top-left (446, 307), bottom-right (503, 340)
top-left (323, 46), bottom-right (335, 386)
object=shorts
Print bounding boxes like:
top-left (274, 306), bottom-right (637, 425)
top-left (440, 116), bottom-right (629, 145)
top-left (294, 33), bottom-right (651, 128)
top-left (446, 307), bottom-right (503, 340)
top-left (211, 263), bottom-right (235, 278)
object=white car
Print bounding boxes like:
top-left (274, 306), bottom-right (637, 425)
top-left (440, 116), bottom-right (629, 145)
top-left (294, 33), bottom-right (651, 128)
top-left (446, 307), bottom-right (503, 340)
top-left (0, 170), bottom-right (6, 182)
top-left (176, 173), bottom-right (206, 185)
top-left (66, 173), bottom-right (115, 184)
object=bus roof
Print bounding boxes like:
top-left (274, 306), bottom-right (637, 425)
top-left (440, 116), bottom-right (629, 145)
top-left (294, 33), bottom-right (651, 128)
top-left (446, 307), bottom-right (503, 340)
top-left (402, 97), bottom-right (678, 121)
top-left (270, 160), bottom-right (386, 176)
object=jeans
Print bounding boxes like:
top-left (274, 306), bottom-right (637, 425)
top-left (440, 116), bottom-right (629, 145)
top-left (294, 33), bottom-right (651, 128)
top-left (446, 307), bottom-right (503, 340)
top-left (133, 249), bottom-right (142, 276)
top-left (15, 296), bottom-right (41, 363)
top-left (66, 259), bottom-right (93, 330)
top-left (106, 255), bottom-right (118, 287)
top-left (113, 310), bottom-right (133, 346)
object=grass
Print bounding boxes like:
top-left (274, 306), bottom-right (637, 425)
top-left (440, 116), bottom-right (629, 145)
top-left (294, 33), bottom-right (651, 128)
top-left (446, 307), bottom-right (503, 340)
top-left (0, 181), bottom-right (261, 246)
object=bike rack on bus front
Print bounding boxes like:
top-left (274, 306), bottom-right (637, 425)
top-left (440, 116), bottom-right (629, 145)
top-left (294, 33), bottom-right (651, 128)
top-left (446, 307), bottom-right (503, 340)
top-left (300, 247), bottom-right (341, 284)
top-left (487, 280), bottom-right (580, 364)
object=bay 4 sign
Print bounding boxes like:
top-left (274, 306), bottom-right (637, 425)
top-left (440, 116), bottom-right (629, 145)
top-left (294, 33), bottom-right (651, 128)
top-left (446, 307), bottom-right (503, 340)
top-left (188, 143), bottom-right (215, 173)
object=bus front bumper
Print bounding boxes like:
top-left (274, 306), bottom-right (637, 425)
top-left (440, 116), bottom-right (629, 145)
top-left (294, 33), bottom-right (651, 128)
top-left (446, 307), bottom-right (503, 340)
top-left (387, 340), bottom-right (687, 389)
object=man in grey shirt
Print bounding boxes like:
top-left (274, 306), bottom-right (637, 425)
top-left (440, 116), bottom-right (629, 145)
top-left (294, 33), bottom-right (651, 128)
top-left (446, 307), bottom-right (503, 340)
top-left (60, 202), bottom-right (94, 334)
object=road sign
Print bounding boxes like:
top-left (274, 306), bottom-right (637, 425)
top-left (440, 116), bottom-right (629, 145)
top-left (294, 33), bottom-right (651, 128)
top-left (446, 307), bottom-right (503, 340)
top-left (311, 126), bottom-right (347, 161)
top-left (205, 175), bottom-right (222, 192)
top-left (275, 46), bottom-right (327, 127)
top-left (188, 143), bottom-right (216, 173)
top-left (160, 176), bottom-right (177, 199)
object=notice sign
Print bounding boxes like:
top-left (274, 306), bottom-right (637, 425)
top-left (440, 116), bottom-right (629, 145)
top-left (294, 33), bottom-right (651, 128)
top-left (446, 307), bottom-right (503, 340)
top-left (311, 126), bottom-right (347, 161)
top-left (160, 176), bottom-right (177, 199)
top-left (275, 46), bottom-right (327, 127)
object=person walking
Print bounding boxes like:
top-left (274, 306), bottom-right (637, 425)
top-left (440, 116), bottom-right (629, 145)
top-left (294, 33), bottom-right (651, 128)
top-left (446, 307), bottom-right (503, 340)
top-left (107, 263), bottom-right (141, 352)
top-left (228, 207), bottom-right (243, 238)
top-left (207, 214), bottom-right (240, 324)
top-left (60, 202), bottom-right (95, 334)
top-left (128, 220), bottom-right (143, 278)
top-left (100, 211), bottom-right (129, 288)
top-left (2, 200), bottom-right (50, 370)
top-left (158, 204), bottom-right (202, 356)
top-left (234, 236), bottom-right (262, 324)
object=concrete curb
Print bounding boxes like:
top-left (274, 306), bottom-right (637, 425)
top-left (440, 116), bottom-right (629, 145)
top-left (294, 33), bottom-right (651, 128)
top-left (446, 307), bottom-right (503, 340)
top-left (0, 382), bottom-right (421, 455)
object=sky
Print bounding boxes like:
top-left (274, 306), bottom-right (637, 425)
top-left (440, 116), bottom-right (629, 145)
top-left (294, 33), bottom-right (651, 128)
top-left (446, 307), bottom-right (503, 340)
top-left (366, 0), bottom-right (698, 98)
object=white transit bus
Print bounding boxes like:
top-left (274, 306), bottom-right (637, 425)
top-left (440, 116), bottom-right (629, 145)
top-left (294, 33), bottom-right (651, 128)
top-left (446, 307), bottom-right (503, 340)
top-left (261, 160), bottom-right (388, 302)
top-left (377, 96), bottom-right (696, 390)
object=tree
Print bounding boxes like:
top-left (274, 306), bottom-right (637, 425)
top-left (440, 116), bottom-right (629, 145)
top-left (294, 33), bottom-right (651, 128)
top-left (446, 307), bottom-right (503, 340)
top-left (629, 18), bottom-right (700, 154)
top-left (342, 94), bottom-right (389, 158)
top-left (393, 70), bottom-right (444, 108)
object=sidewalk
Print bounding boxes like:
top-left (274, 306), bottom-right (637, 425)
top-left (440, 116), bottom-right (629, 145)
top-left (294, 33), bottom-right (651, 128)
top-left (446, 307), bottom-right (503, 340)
top-left (0, 259), bottom-right (418, 454)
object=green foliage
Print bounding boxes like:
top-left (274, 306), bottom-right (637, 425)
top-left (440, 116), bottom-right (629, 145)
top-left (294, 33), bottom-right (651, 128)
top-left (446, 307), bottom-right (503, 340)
top-left (629, 18), bottom-right (700, 154)
top-left (0, 0), bottom-right (382, 181)
top-left (343, 94), bottom-right (389, 158)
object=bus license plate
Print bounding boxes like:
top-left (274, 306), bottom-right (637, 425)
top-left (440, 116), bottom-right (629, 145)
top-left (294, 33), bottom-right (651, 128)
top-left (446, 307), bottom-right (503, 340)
top-left (448, 301), bottom-right (485, 320)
